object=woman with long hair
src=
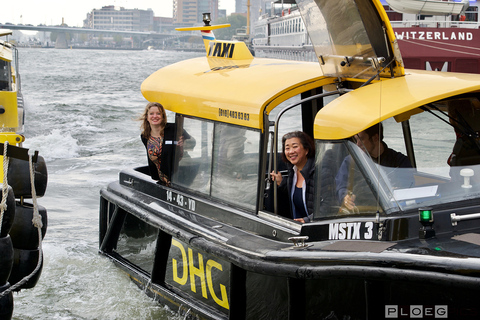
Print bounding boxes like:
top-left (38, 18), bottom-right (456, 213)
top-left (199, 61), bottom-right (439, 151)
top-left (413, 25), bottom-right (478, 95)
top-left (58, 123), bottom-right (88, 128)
top-left (139, 102), bottom-right (172, 186)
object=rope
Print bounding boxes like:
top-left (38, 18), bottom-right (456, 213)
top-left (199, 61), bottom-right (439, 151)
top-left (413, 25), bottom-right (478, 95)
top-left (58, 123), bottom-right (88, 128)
top-left (0, 152), bottom-right (43, 297)
top-left (0, 141), bottom-right (10, 236)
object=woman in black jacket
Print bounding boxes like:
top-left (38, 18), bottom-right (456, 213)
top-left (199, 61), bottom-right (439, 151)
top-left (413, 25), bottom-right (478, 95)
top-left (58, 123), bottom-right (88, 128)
top-left (139, 102), bottom-right (184, 186)
top-left (270, 131), bottom-right (315, 223)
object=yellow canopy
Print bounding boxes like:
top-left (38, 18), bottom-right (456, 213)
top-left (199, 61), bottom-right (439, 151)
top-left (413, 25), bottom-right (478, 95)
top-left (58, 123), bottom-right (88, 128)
top-left (141, 56), bottom-right (335, 130)
top-left (314, 69), bottom-right (480, 140)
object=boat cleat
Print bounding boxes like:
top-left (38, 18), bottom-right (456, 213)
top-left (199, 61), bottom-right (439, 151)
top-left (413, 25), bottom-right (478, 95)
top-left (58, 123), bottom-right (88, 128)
top-left (287, 236), bottom-right (311, 249)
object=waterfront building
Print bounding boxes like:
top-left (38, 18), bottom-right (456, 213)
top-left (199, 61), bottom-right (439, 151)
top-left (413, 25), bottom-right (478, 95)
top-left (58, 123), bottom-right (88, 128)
top-left (85, 6), bottom-right (154, 31)
top-left (173, 0), bottom-right (219, 26)
top-left (154, 17), bottom-right (175, 33)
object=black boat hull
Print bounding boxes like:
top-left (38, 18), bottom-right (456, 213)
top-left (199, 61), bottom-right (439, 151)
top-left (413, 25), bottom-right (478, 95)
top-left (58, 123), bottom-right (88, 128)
top-left (99, 168), bottom-right (480, 319)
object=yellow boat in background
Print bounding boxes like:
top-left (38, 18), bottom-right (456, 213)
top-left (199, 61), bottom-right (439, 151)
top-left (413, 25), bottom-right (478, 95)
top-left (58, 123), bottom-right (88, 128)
top-left (0, 30), bottom-right (48, 320)
top-left (100, 2), bottom-right (480, 319)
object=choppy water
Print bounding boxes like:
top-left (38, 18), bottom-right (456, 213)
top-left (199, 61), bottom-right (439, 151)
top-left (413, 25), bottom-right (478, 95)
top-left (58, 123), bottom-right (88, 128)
top-left (12, 48), bottom-right (203, 320)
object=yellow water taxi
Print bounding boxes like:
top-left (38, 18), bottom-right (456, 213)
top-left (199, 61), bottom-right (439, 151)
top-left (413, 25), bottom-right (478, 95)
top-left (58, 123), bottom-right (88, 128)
top-left (99, 2), bottom-right (480, 318)
top-left (0, 30), bottom-right (48, 320)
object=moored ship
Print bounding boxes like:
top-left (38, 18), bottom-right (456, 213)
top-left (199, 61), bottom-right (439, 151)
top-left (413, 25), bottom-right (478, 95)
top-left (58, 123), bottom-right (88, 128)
top-left (253, 0), bottom-right (480, 73)
top-left (99, 2), bottom-right (480, 319)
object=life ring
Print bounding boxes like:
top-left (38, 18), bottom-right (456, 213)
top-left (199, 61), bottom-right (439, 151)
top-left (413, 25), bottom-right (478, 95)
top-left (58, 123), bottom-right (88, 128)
top-left (7, 156), bottom-right (47, 198)
top-left (0, 282), bottom-right (13, 319)
top-left (9, 203), bottom-right (47, 250)
top-left (0, 186), bottom-right (16, 238)
top-left (8, 248), bottom-right (43, 291)
top-left (0, 235), bottom-right (13, 284)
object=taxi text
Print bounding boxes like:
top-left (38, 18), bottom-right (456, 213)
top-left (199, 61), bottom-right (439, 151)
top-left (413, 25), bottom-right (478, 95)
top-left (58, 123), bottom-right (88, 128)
top-left (208, 42), bottom-right (235, 58)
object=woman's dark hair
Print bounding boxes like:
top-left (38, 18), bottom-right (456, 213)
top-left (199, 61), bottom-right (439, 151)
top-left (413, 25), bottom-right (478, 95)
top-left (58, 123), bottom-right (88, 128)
top-left (281, 131), bottom-right (315, 163)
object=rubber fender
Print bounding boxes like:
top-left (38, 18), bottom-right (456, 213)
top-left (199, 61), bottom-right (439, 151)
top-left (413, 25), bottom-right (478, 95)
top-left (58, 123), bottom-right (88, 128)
top-left (0, 236), bottom-right (13, 285)
top-left (0, 186), bottom-right (16, 238)
top-left (0, 282), bottom-right (13, 320)
top-left (7, 155), bottom-right (47, 198)
top-left (8, 248), bottom-right (43, 291)
top-left (9, 203), bottom-right (47, 250)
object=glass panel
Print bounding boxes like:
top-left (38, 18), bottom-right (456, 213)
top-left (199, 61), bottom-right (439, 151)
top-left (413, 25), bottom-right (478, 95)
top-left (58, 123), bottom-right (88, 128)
top-left (314, 97), bottom-right (480, 217)
top-left (296, 0), bottom-right (381, 79)
top-left (391, 101), bottom-right (480, 211)
top-left (116, 212), bottom-right (158, 274)
top-left (172, 116), bottom-right (213, 195)
top-left (314, 141), bottom-right (382, 218)
top-left (0, 60), bottom-right (11, 91)
top-left (211, 123), bottom-right (260, 211)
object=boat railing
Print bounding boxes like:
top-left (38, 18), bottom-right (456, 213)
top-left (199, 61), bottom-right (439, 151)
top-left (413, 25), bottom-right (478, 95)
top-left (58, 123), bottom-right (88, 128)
top-left (390, 20), bottom-right (480, 29)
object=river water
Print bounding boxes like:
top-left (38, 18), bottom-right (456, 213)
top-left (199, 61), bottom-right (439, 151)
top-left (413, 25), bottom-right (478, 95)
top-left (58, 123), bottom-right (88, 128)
top-left (11, 48), bottom-right (204, 320)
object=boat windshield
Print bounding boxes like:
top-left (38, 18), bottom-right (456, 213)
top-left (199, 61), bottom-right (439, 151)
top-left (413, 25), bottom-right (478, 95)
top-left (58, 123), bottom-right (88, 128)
top-left (296, 0), bottom-right (390, 79)
top-left (313, 101), bottom-right (480, 219)
top-left (314, 140), bottom-right (390, 218)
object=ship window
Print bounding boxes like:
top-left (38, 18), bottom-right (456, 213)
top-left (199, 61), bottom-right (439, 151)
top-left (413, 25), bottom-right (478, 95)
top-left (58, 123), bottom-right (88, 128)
top-left (211, 123), bottom-right (260, 211)
top-left (172, 116), bottom-right (213, 195)
top-left (465, 6), bottom-right (478, 22)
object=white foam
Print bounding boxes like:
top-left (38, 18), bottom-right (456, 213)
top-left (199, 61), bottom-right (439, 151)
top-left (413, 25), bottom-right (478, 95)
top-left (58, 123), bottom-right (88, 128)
top-left (24, 129), bottom-right (80, 161)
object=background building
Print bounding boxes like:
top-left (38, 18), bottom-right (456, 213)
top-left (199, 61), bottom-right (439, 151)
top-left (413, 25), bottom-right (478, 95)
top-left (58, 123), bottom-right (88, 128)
top-left (236, 0), bottom-right (262, 35)
top-left (154, 16), bottom-right (175, 33)
top-left (173, 0), bottom-right (219, 26)
top-left (236, 0), bottom-right (248, 13)
top-left (85, 6), bottom-right (154, 31)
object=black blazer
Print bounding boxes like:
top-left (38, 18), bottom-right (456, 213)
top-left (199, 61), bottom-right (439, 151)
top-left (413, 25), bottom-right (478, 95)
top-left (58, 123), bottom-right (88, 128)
top-left (141, 123), bottom-right (180, 181)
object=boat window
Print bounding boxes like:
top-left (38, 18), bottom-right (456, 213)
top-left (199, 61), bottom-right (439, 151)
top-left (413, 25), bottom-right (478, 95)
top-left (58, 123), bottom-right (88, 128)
top-left (115, 212), bottom-right (158, 274)
top-left (0, 59), bottom-right (11, 91)
top-left (314, 97), bottom-right (480, 217)
top-left (172, 116), bottom-right (213, 195)
top-left (211, 123), bottom-right (260, 211)
top-left (172, 116), bottom-right (260, 211)
top-left (396, 100), bottom-right (480, 211)
top-left (313, 141), bottom-right (385, 219)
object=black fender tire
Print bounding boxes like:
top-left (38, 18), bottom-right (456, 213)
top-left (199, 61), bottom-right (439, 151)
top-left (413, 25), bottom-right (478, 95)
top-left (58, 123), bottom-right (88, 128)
top-left (0, 186), bottom-right (16, 238)
top-left (9, 203), bottom-right (47, 250)
top-left (7, 156), bottom-right (47, 198)
top-left (0, 282), bottom-right (13, 320)
top-left (0, 236), bottom-right (13, 285)
top-left (8, 248), bottom-right (43, 291)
